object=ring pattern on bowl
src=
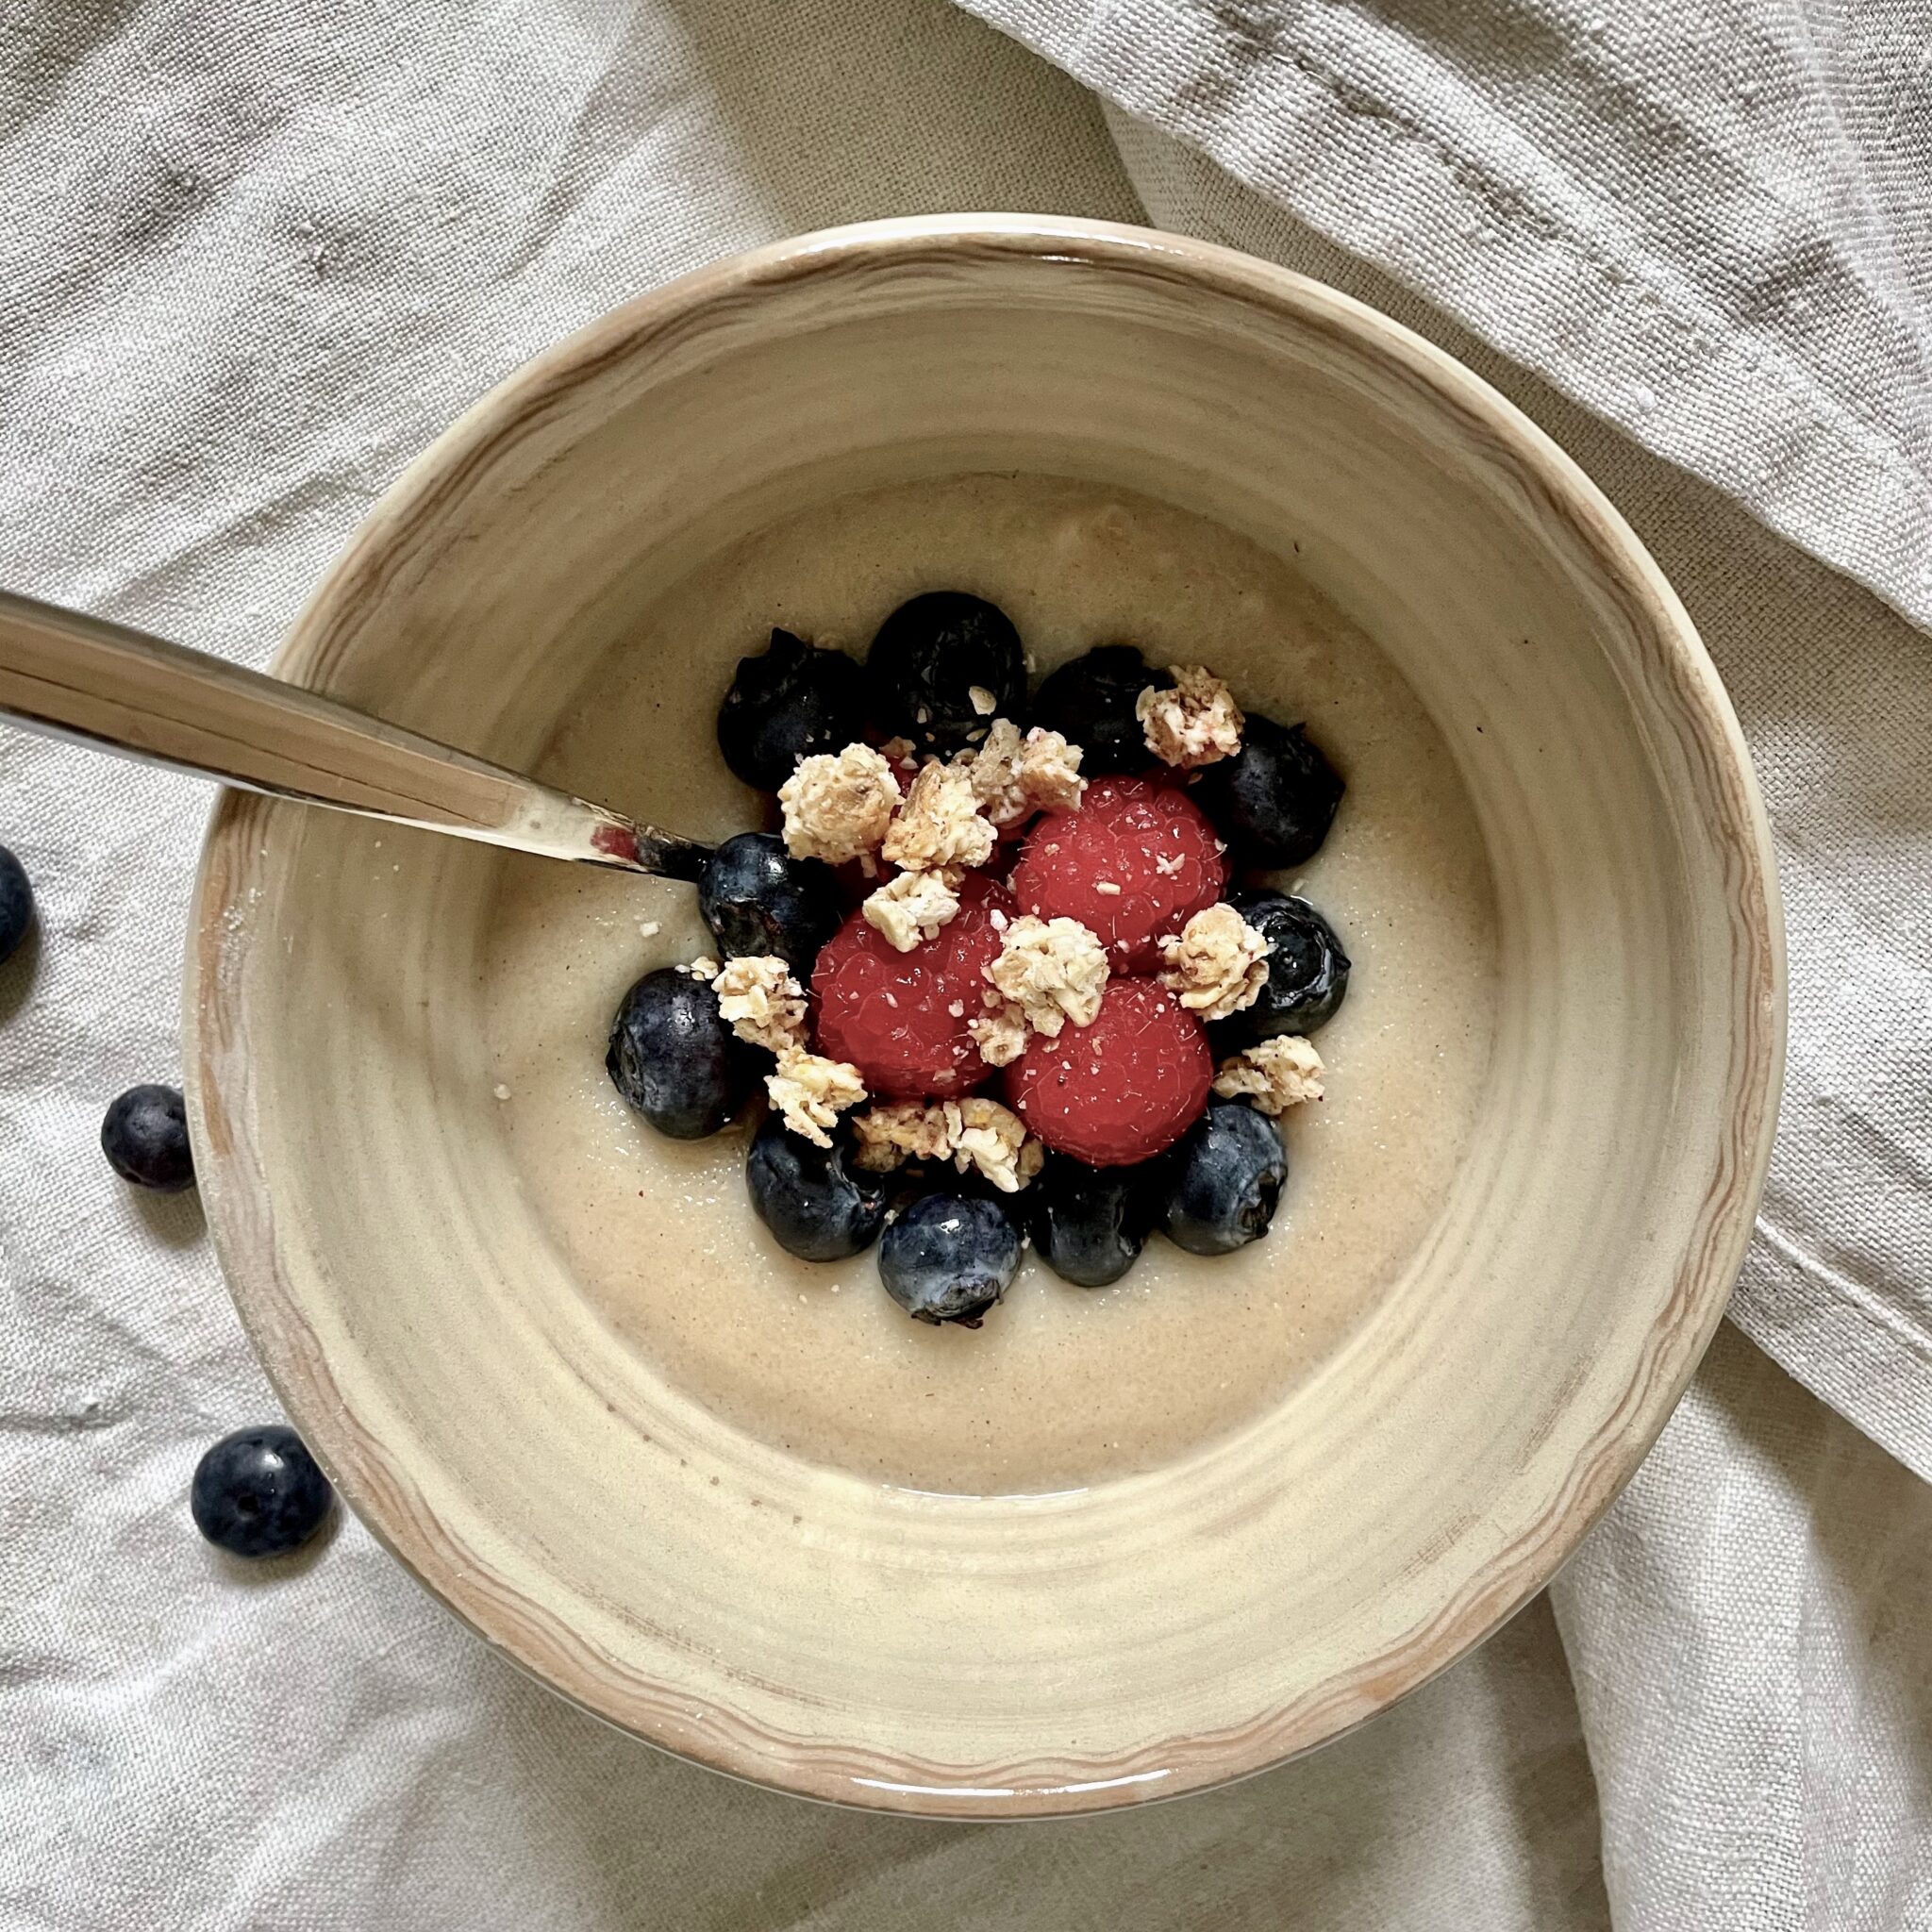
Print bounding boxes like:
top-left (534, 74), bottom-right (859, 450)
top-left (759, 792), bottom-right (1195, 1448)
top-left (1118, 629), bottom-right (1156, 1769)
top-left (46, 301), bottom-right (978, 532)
top-left (186, 216), bottom-right (1783, 1818)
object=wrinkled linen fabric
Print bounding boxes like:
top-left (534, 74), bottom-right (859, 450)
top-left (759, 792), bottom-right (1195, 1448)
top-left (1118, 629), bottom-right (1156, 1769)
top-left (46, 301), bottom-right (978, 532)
top-left (966, 0), bottom-right (1932, 637)
top-left (1555, 1326), bottom-right (1932, 1932)
top-left (1, 1), bottom-right (1928, 1927)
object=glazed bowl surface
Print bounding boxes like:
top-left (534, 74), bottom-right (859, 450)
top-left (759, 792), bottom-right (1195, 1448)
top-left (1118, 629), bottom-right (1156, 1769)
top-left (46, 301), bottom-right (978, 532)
top-left (186, 216), bottom-right (1782, 1817)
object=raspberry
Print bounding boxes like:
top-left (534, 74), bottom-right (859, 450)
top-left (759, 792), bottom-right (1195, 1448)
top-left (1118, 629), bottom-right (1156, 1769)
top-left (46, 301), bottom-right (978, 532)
top-left (1008, 774), bottom-right (1226, 972)
top-left (812, 872), bottom-right (1012, 1099)
top-left (1003, 976), bottom-right (1211, 1166)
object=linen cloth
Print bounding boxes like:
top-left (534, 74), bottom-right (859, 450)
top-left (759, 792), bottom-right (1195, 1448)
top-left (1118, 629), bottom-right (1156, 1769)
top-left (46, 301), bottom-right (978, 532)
top-left (1, 2), bottom-right (1927, 1927)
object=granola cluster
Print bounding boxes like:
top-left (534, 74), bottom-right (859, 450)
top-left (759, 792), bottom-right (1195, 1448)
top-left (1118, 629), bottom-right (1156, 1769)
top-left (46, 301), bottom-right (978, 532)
top-left (765, 1051), bottom-right (868, 1147)
top-left (1211, 1035), bottom-right (1325, 1114)
top-left (959, 719), bottom-right (1087, 827)
top-left (983, 915), bottom-right (1108, 1038)
top-left (711, 955), bottom-right (809, 1057)
top-left (880, 759), bottom-right (999, 872)
top-left (966, 999), bottom-right (1030, 1069)
top-left (777, 743), bottom-right (901, 863)
top-left (861, 868), bottom-right (963, 952)
top-left (1158, 904), bottom-right (1272, 1022)
top-left (849, 1099), bottom-right (958, 1169)
top-left (1136, 664), bottom-right (1243, 769)
top-left (849, 1096), bottom-right (1043, 1192)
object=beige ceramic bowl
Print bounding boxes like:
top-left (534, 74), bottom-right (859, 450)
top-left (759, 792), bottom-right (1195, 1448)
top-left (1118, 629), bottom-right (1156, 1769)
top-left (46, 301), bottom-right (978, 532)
top-left (186, 216), bottom-right (1782, 1817)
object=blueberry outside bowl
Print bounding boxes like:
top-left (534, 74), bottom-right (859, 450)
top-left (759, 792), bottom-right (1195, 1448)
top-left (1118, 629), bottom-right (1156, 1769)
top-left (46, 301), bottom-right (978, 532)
top-left (185, 218), bottom-right (1782, 1818)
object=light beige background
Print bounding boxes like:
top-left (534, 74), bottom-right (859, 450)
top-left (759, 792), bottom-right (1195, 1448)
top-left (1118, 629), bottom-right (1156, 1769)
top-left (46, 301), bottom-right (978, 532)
top-left (3, 1), bottom-right (1928, 1925)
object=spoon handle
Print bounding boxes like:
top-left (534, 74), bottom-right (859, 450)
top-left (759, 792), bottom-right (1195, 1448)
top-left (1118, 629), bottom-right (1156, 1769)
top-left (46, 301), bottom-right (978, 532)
top-left (0, 591), bottom-right (709, 880)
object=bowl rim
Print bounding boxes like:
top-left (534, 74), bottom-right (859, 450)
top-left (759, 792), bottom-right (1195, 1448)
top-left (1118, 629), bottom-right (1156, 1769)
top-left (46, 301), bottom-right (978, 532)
top-left (184, 213), bottom-right (1786, 1818)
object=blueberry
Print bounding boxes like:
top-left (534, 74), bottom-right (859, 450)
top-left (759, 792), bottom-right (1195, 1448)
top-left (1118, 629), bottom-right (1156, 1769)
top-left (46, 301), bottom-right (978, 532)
top-left (698, 832), bottom-right (843, 974)
top-left (1193, 714), bottom-right (1344, 865)
top-left (1031, 644), bottom-right (1154, 775)
top-left (1163, 1099), bottom-right (1286, 1257)
top-left (1030, 1154), bottom-right (1159, 1287)
top-left (746, 1116), bottom-right (890, 1261)
top-left (1211, 893), bottom-right (1350, 1043)
top-left (0, 844), bottom-right (33, 963)
top-left (717, 628), bottom-right (867, 791)
top-left (607, 967), bottom-right (758, 1139)
top-left (868, 591), bottom-right (1026, 757)
top-left (101, 1084), bottom-right (194, 1191)
top-left (878, 1191), bottom-right (1022, 1326)
top-left (191, 1424), bottom-right (334, 1558)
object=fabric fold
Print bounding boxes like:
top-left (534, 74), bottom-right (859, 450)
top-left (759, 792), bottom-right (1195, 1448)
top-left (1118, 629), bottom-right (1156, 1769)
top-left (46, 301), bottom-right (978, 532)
top-left (959, 0), bottom-right (1932, 638)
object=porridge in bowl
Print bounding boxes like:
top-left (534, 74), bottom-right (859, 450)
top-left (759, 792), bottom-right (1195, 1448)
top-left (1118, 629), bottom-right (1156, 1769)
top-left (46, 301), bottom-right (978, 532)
top-left (191, 221), bottom-right (1779, 1813)
top-left (483, 473), bottom-right (1498, 1492)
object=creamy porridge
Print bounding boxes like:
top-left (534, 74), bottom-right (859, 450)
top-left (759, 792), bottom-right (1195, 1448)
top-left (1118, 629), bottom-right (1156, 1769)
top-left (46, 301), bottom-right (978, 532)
top-left (482, 474), bottom-right (1497, 1493)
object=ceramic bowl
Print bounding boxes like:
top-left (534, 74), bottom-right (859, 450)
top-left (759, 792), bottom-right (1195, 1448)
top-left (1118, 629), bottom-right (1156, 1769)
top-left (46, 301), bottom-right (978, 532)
top-left (186, 217), bottom-right (1782, 1817)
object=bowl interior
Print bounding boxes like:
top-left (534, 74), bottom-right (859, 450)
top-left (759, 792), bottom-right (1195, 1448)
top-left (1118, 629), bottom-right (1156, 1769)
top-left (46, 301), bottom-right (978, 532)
top-left (188, 220), bottom-right (1779, 1816)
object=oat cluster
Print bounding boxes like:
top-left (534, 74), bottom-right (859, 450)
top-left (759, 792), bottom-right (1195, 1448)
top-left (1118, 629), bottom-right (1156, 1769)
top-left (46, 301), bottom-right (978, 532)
top-left (950, 1097), bottom-right (1045, 1191)
top-left (1212, 1035), bottom-right (1325, 1114)
top-left (850, 1099), bottom-right (958, 1169)
top-left (966, 999), bottom-right (1030, 1068)
top-left (1137, 664), bottom-right (1243, 769)
top-left (958, 719), bottom-right (1087, 827)
top-left (881, 759), bottom-right (998, 872)
top-left (850, 1096), bottom-right (1043, 1192)
top-left (765, 1052), bottom-right (867, 1147)
top-left (777, 743), bottom-right (901, 863)
top-left (711, 956), bottom-right (809, 1057)
top-left (982, 914), bottom-right (1109, 1043)
top-left (861, 867), bottom-right (963, 952)
top-left (1158, 904), bottom-right (1272, 1022)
